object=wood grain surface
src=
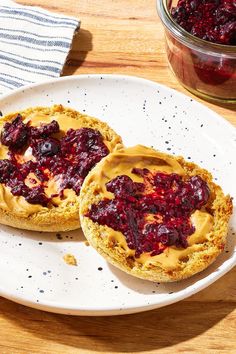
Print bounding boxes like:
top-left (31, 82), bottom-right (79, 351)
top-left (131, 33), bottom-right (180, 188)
top-left (0, 0), bottom-right (235, 353)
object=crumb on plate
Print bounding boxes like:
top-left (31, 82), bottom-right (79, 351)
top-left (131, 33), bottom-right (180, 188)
top-left (63, 253), bottom-right (77, 266)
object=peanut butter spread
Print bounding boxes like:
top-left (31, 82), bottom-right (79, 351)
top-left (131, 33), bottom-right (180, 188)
top-left (0, 112), bottom-right (113, 217)
top-left (86, 145), bottom-right (213, 269)
top-left (87, 145), bottom-right (185, 196)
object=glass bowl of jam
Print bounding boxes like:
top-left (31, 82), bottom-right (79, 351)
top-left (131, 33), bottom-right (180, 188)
top-left (157, 0), bottom-right (236, 103)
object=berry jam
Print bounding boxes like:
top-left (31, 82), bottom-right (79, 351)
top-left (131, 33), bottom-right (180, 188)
top-left (86, 169), bottom-right (210, 257)
top-left (0, 115), bottom-right (109, 206)
top-left (164, 0), bottom-right (236, 101)
top-left (171, 0), bottom-right (236, 45)
top-left (1, 115), bottom-right (29, 149)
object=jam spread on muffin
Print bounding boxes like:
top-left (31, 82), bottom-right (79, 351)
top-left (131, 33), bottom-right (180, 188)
top-left (171, 0), bottom-right (236, 45)
top-left (0, 114), bottom-right (109, 206)
top-left (80, 145), bottom-right (233, 279)
top-left (86, 147), bottom-right (211, 258)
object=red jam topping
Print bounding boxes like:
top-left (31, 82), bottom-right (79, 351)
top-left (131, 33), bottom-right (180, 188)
top-left (171, 0), bottom-right (236, 45)
top-left (86, 169), bottom-right (210, 257)
top-left (0, 115), bottom-right (109, 206)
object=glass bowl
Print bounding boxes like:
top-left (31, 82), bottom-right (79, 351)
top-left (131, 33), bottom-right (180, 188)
top-left (157, 0), bottom-right (236, 103)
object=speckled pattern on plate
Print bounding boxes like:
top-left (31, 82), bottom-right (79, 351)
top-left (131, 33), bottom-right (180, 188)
top-left (0, 74), bottom-right (235, 316)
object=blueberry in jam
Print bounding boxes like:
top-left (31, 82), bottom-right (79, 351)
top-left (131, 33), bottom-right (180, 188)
top-left (32, 138), bottom-right (61, 157)
top-left (86, 169), bottom-right (210, 257)
top-left (0, 117), bottom-right (109, 206)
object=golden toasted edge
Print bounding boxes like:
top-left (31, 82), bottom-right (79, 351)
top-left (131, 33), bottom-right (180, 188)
top-left (0, 202), bottom-right (81, 232)
top-left (0, 104), bottom-right (123, 232)
top-left (79, 146), bottom-right (233, 282)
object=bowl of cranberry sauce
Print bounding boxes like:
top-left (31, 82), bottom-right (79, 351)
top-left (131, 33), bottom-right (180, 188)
top-left (157, 0), bottom-right (236, 103)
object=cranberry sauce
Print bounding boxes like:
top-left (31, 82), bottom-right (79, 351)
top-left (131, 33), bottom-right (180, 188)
top-left (171, 0), bottom-right (236, 45)
top-left (86, 169), bottom-right (210, 257)
top-left (0, 115), bottom-right (109, 206)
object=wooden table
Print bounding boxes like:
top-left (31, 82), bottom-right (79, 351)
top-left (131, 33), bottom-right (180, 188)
top-left (0, 1), bottom-right (235, 353)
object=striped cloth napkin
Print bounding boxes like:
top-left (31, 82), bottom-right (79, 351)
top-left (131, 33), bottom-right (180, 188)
top-left (0, 0), bottom-right (80, 95)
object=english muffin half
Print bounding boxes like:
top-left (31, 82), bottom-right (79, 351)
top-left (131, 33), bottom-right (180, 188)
top-left (80, 145), bottom-right (233, 282)
top-left (0, 104), bottom-right (123, 232)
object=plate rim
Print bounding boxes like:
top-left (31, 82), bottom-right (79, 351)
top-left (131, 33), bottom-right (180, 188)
top-left (0, 73), bottom-right (235, 316)
top-left (0, 257), bottom-right (235, 316)
top-left (1, 73), bottom-right (236, 133)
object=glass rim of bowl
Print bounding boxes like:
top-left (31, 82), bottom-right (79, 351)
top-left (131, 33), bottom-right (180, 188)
top-left (156, 0), bottom-right (236, 58)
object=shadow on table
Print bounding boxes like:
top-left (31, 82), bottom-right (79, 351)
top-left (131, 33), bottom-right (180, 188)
top-left (1, 268), bottom-right (236, 352)
top-left (61, 28), bottom-right (93, 76)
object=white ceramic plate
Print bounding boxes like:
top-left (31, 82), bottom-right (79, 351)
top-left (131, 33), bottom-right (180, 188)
top-left (0, 74), bottom-right (235, 316)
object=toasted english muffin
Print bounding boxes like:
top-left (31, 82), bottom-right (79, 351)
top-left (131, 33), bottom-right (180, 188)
top-left (0, 105), bottom-right (123, 232)
top-left (80, 145), bottom-right (233, 282)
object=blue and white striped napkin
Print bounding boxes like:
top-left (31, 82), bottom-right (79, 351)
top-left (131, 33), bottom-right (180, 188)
top-left (0, 0), bottom-right (80, 95)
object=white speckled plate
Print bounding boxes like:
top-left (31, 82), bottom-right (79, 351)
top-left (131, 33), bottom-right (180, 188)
top-left (0, 75), bottom-right (235, 316)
